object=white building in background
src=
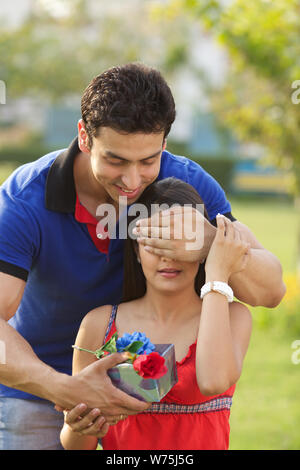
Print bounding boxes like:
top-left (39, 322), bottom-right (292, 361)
top-left (0, 0), bottom-right (33, 29)
top-left (170, 32), bottom-right (229, 142)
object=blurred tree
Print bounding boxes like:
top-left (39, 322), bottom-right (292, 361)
top-left (0, 0), bottom-right (88, 102)
top-left (0, 0), bottom-right (194, 103)
top-left (164, 0), bottom-right (300, 274)
top-left (164, 0), bottom-right (300, 191)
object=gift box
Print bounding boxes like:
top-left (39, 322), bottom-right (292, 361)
top-left (107, 344), bottom-right (178, 402)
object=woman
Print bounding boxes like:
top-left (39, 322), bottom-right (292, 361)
top-left (60, 177), bottom-right (252, 450)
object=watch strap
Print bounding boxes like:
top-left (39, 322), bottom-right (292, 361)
top-left (200, 281), bottom-right (234, 303)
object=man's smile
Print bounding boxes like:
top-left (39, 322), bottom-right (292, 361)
top-left (114, 184), bottom-right (142, 199)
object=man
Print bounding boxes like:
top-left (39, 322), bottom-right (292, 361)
top-left (0, 63), bottom-right (285, 449)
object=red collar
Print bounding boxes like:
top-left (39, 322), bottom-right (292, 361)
top-left (75, 194), bottom-right (110, 254)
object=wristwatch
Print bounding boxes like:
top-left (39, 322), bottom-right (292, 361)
top-left (200, 281), bottom-right (234, 303)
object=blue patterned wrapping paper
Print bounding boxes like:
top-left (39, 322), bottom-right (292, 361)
top-left (107, 344), bottom-right (178, 402)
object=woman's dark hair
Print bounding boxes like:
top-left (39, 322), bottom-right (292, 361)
top-left (81, 62), bottom-right (176, 147)
top-left (122, 177), bottom-right (209, 302)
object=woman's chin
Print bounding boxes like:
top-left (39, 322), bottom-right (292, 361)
top-left (148, 280), bottom-right (187, 294)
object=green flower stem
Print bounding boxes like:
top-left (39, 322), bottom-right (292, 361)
top-left (72, 345), bottom-right (98, 355)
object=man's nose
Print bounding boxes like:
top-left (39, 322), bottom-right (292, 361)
top-left (121, 166), bottom-right (142, 189)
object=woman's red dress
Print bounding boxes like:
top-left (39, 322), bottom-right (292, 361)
top-left (101, 306), bottom-right (235, 450)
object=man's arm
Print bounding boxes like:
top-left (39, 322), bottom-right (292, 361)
top-left (200, 215), bottom-right (286, 307)
top-left (0, 272), bottom-right (149, 415)
top-left (135, 209), bottom-right (286, 308)
top-left (0, 272), bottom-right (67, 402)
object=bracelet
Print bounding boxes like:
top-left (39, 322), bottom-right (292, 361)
top-left (200, 281), bottom-right (234, 303)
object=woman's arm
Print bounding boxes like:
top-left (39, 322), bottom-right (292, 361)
top-left (60, 305), bottom-right (149, 450)
top-left (60, 305), bottom-right (113, 450)
top-left (196, 296), bottom-right (252, 396)
top-left (60, 403), bottom-right (108, 451)
top-left (196, 215), bottom-right (252, 396)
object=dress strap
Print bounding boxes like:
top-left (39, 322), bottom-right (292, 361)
top-left (103, 305), bottom-right (118, 344)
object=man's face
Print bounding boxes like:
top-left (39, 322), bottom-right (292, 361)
top-left (86, 127), bottom-right (165, 205)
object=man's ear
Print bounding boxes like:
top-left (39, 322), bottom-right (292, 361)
top-left (78, 119), bottom-right (91, 153)
top-left (162, 139), bottom-right (167, 151)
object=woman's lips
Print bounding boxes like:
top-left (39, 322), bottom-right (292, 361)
top-left (114, 185), bottom-right (141, 199)
top-left (158, 270), bottom-right (181, 278)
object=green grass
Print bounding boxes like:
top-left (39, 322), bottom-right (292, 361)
top-left (230, 196), bottom-right (299, 273)
top-left (229, 327), bottom-right (300, 450)
top-left (228, 196), bottom-right (300, 450)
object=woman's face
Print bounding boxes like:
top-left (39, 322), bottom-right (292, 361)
top-left (137, 243), bottom-right (200, 294)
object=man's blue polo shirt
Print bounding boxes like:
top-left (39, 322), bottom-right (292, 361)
top-left (0, 138), bottom-right (236, 400)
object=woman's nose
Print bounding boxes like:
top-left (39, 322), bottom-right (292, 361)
top-left (161, 256), bottom-right (172, 263)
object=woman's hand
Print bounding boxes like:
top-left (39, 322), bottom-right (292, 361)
top-left (63, 404), bottom-right (110, 438)
top-left (63, 403), bottom-right (129, 438)
top-left (205, 214), bottom-right (251, 281)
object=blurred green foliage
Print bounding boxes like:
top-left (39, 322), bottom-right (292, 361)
top-left (0, 140), bottom-right (54, 166)
top-left (0, 0), bottom-right (195, 102)
top-left (164, 0), bottom-right (300, 194)
top-left (254, 274), bottom-right (300, 337)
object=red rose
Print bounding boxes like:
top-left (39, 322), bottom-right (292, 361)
top-left (133, 352), bottom-right (168, 379)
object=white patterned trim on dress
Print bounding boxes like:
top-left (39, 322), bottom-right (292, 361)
top-left (142, 396), bottom-right (233, 414)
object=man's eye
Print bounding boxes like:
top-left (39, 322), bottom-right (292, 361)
top-left (142, 159), bottom-right (155, 165)
top-left (108, 160), bottom-right (124, 166)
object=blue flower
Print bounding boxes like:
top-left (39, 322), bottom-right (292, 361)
top-left (116, 332), bottom-right (155, 355)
